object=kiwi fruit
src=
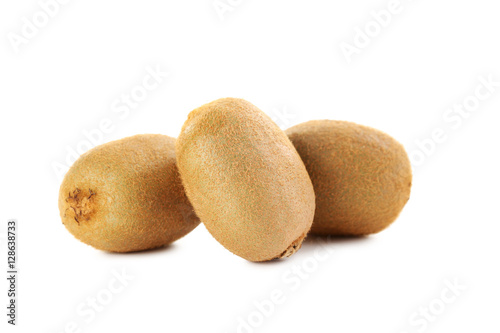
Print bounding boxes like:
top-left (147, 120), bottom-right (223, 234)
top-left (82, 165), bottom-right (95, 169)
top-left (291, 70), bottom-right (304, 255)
top-left (286, 120), bottom-right (412, 236)
top-left (176, 98), bottom-right (316, 262)
top-left (58, 134), bottom-right (200, 252)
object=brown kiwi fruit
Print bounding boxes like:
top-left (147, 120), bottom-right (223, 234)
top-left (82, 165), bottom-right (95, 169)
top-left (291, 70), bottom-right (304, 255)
top-left (286, 120), bottom-right (412, 236)
top-left (176, 98), bottom-right (316, 262)
top-left (58, 134), bottom-right (200, 252)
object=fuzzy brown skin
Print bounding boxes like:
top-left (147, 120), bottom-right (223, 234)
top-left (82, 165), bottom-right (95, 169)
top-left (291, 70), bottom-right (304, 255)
top-left (286, 120), bottom-right (412, 236)
top-left (58, 134), bottom-right (200, 252)
top-left (176, 98), bottom-right (315, 262)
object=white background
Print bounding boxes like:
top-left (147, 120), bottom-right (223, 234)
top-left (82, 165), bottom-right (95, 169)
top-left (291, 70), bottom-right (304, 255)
top-left (1, 0), bottom-right (499, 332)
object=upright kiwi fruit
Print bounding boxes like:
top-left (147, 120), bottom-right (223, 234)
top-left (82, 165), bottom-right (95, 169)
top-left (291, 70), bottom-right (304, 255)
top-left (58, 134), bottom-right (200, 252)
top-left (286, 120), bottom-right (412, 236)
top-left (176, 98), bottom-right (315, 262)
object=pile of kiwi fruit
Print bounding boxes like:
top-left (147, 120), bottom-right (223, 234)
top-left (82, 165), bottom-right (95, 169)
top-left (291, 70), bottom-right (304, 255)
top-left (59, 97), bottom-right (412, 262)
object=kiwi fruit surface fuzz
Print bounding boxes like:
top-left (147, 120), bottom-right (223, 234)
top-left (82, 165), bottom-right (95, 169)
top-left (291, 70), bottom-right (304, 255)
top-left (176, 98), bottom-right (316, 261)
top-left (58, 134), bottom-right (200, 252)
top-left (286, 120), bottom-right (412, 236)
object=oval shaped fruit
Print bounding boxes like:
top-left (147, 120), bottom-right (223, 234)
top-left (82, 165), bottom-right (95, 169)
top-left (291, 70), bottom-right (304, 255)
top-left (58, 134), bottom-right (200, 252)
top-left (286, 120), bottom-right (412, 236)
top-left (176, 98), bottom-right (315, 262)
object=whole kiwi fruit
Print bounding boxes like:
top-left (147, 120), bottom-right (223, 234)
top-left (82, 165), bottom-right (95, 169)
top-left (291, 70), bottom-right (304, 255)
top-left (58, 134), bottom-right (200, 252)
top-left (286, 120), bottom-right (412, 236)
top-left (176, 98), bottom-right (315, 262)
